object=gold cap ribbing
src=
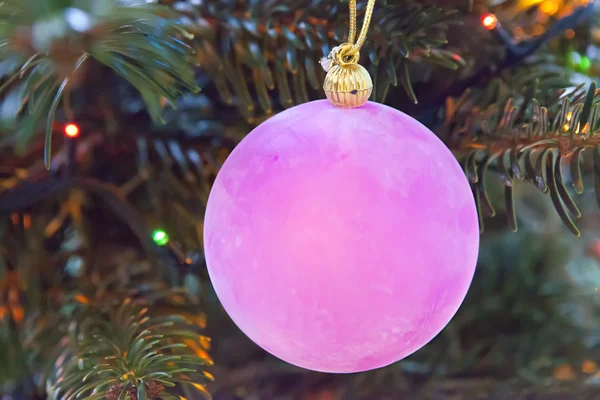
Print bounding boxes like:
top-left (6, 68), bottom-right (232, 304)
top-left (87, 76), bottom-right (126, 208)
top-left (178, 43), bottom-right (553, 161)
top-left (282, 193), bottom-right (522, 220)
top-left (321, 0), bottom-right (375, 108)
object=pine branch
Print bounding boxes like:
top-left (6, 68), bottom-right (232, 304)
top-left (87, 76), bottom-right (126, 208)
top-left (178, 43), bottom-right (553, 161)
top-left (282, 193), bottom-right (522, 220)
top-left (0, 129), bottom-right (227, 262)
top-left (0, 213), bottom-right (68, 396)
top-left (49, 297), bottom-right (213, 400)
top-left (448, 73), bottom-right (600, 236)
top-left (0, 165), bottom-right (213, 398)
top-left (0, 224), bottom-right (214, 398)
top-left (0, 0), bottom-right (199, 168)
top-left (414, 1), bottom-right (594, 112)
top-left (179, 0), bottom-right (464, 122)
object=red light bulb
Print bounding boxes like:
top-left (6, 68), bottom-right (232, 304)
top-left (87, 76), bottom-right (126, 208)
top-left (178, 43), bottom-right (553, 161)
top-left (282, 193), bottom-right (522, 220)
top-left (482, 14), bottom-right (498, 30)
top-left (64, 123), bottom-right (80, 138)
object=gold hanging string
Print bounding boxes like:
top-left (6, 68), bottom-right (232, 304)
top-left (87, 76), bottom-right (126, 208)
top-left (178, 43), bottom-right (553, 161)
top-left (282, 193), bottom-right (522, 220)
top-left (348, 0), bottom-right (376, 53)
top-left (348, 0), bottom-right (358, 44)
top-left (322, 0), bottom-right (376, 69)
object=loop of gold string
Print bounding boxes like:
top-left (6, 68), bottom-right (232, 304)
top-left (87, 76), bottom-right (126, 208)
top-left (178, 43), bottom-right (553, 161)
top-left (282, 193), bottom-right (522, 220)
top-left (347, 0), bottom-right (376, 53)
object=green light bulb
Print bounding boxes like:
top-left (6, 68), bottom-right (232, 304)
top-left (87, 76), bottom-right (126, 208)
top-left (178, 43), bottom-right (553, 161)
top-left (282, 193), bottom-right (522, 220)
top-left (580, 56), bottom-right (591, 73)
top-left (152, 229), bottom-right (169, 246)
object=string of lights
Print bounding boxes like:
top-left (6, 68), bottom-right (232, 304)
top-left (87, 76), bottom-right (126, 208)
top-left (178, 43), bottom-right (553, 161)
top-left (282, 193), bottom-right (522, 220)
top-left (482, 2), bottom-right (593, 58)
top-left (414, 1), bottom-right (594, 111)
top-left (0, 126), bottom-right (188, 268)
top-left (0, 1), bottom-right (595, 276)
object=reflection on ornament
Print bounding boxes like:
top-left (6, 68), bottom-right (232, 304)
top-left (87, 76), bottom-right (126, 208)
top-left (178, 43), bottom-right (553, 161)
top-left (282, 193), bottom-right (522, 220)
top-left (204, 100), bottom-right (479, 373)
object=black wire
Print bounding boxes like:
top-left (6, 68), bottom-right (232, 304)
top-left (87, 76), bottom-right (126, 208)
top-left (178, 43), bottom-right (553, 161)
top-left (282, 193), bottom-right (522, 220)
top-left (0, 177), bottom-right (70, 215)
top-left (506, 2), bottom-right (593, 59)
top-left (415, 2), bottom-right (595, 113)
top-left (0, 176), bottom-right (175, 265)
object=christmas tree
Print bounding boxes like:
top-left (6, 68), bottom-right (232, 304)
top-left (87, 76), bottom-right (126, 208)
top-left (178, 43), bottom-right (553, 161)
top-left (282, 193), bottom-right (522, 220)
top-left (1, 0), bottom-right (600, 398)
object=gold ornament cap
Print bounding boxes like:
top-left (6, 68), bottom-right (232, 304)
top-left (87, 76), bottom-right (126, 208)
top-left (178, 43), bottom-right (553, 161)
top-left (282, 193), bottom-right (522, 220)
top-left (321, 0), bottom-right (376, 108)
top-left (322, 44), bottom-right (372, 108)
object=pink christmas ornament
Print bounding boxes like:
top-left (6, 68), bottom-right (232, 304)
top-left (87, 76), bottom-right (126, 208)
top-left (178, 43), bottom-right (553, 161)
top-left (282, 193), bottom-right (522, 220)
top-left (204, 100), bottom-right (479, 373)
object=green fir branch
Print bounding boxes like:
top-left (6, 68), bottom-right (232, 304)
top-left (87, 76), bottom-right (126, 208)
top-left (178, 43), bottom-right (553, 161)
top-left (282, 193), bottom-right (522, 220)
top-left (447, 63), bottom-right (600, 235)
top-left (49, 297), bottom-right (213, 400)
top-left (0, 0), bottom-right (199, 167)
top-left (0, 206), bottom-right (212, 398)
top-left (179, 0), bottom-right (464, 122)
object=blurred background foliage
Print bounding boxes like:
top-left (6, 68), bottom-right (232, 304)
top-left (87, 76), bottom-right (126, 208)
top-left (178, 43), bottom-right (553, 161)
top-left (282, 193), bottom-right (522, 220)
top-left (1, 0), bottom-right (600, 399)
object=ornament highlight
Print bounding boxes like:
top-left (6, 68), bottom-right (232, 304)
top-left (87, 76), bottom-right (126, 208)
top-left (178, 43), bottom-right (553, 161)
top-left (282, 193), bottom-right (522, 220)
top-left (204, 100), bottom-right (479, 373)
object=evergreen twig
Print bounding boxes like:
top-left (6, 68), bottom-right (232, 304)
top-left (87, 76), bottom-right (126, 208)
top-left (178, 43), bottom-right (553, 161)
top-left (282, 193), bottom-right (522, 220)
top-left (50, 297), bottom-right (213, 400)
top-left (179, 0), bottom-right (464, 121)
top-left (0, 0), bottom-right (199, 168)
top-left (449, 78), bottom-right (600, 235)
